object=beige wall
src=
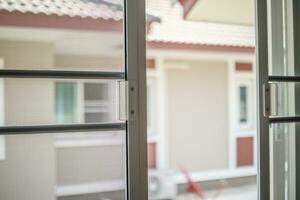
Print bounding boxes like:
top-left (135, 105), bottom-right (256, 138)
top-left (55, 55), bottom-right (123, 71)
top-left (0, 40), bottom-right (55, 126)
top-left (166, 59), bottom-right (229, 172)
top-left (5, 79), bottom-right (55, 125)
top-left (0, 40), bottom-right (54, 69)
top-left (57, 145), bottom-right (125, 185)
top-left (0, 40), bottom-right (56, 200)
top-left (0, 135), bottom-right (56, 200)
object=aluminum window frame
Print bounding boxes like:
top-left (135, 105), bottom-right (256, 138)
top-left (0, 0), bottom-right (148, 199)
top-left (255, 0), bottom-right (270, 199)
top-left (256, 0), bottom-right (298, 199)
top-left (124, 0), bottom-right (148, 199)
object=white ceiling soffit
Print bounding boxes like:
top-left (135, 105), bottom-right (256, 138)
top-left (0, 26), bottom-right (123, 56)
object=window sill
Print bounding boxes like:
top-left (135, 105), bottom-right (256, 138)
top-left (54, 131), bottom-right (124, 148)
top-left (56, 180), bottom-right (125, 197)
top-left (175, 167), bottom-right (257, 184)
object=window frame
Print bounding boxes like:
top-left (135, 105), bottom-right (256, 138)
top-left (0, 0), bottom-right (148, 199)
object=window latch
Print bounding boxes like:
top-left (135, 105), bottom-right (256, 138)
top-left (118, 81), bottom-right (128, 121)
top-left (118, 80), bottom-right (137, 122)
top-left (263, 82), bottom-right (278, 117)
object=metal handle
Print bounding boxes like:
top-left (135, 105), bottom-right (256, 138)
top-left (118, 81), bottom-right (128, 121)
top-left (263, 82), bottom-right (278, 117)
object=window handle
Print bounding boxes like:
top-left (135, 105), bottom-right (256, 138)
top-left (118, 80), bottom-right (137, 122)
top-left (263, 82), bottom-right (278, 117)
top-left (118, 81), bottom-right (128, 121)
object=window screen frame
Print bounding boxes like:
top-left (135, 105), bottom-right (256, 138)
top-left (0, 0), bottom-right (148, 199)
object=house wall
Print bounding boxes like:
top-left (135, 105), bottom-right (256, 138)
top-left (57, 145), bottom-right (125, 185)
top-left (166, 59), bottom-right (229, 172)
top-left (55, 55), bottom-right (123, 71)
top-left (0, 40), bottom-right (56, 200)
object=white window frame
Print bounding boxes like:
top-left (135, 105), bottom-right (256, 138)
top-left (232, 62), bottom-right (257, 170)
top-left (79, 80), bottom-right (118, 124)
top-left (54, 79), bottom-right (121, 148)
top-left (0, 0), bottom-right (147, 198)
top-left (235, 77), bottom-right (255, 132)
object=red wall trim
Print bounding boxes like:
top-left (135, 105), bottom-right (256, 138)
top-left (0, 10), bottom-right (123, 32)
top-left (235, 62), bottom-right (253, 71)
top-left (146, 59), bottom-right (156, 69)
top-left (147, 41), bottom-right (255, 53)
top-left (148, 143), bottom-right (157, 169)
top-left (237, 137), bottom-right (254, 167)
top-left (179, 0), bottom-right (198, 18)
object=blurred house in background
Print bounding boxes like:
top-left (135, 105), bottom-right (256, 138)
top-left (0, 0), bottom-right (256, 199)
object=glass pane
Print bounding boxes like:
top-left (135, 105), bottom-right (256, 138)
top-left (0, 0), bottom-right (124, 72)
top-left (267, 0), bottom-right (294, 77)
top-left (0, 131), bottom-right (126, 200)
top-left (270, 123), bottom-right (296, 200)
top-left (1, 78), bottom-right (120, 126)
top-left (56, 82), bottom-right (78, 124)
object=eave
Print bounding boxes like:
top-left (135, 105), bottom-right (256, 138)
top-left (0, 10), bottom-right (255, 54)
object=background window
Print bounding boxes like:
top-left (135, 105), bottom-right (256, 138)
top-left (55, 81), bottom-right (115, 124)
top-left (84, 82), bottom-right (112, 123)
top-left (239, 86), bottom-right (248, 123)
top-left (55, 82), bottom-right (78, 124)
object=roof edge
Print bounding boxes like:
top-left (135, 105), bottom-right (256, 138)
top-left (147, 41), bottom-right (255, 53)
top-left (178, 0), bottom-right (198, 18)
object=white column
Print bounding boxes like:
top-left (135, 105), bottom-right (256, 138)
top-left (156, 57), bottom-right (169, 169)
top-left (228, 58), bottom-right (236, 169)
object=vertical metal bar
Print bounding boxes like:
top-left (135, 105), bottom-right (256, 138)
top-left (125, 0), bottom-right (148, 199)
top-left (267, 0), bottom-right (286, 198)
top-left (284, 0), bottom-right (296, 199)
top-left (255, 0), bottom-right (270, 199)
top-left (292, 0), bottom-right (300, 198)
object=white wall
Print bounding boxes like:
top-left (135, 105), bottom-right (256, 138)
top-left (166, 59), bottom-right (229, 172)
